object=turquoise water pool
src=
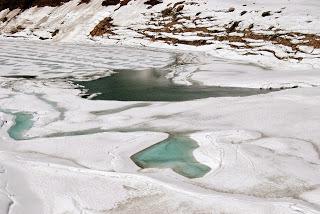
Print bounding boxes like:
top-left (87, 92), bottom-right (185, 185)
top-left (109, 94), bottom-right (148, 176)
top-left (131, 135), bottom-right (210, 178)
top-left (7, 112), bottom-right (33, 140)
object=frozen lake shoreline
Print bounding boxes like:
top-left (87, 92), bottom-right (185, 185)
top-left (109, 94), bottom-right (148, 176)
top-left (0, 39), bottom-right (320, 213)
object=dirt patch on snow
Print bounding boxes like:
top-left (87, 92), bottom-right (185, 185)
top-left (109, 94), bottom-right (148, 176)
top-left (78, 0), bottom-right (90, 5)
top-left (145, 0), bottom-right (162, 8)
top-left (90, 17), bottom-right (114, 36)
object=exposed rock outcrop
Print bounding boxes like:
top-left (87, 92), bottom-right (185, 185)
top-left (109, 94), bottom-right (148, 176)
top-left (90, 17), bottom-right (114, 36)
top-left (0, 0), bottom-right (71, 10)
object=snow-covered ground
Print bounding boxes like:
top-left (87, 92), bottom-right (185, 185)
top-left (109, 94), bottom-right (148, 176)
top-left (0, 39), bottom-right (320, 213)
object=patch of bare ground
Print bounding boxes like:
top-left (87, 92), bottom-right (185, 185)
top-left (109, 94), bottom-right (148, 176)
top-left (102, 0), bottom-right (131, 10)
top-left (143, 34), bottom-right (207, 46)
top-left (78, 0), bottom-right (90, 5)
top-left (119, 0), bottom-right (131, 7)
top-left (51, 29), bottom-right (59, 37)
top-left (102, 0), bottom-right (120, 7)
top-left (0, 0), bottom-right (71, 10)
top-left (90, 17), bottom-right (114, 36)
top-left (9, 25), bottom-right (25, 34)
top-left (32, 0), bottom-right (71, 7)
top-left (144, 0), bottom-right (162, 8)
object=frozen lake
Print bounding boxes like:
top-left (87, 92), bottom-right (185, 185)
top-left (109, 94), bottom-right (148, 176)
top-left (1, 39), bottom-right (277, 176)
top-left (0, 39), bottom-right (319, 214)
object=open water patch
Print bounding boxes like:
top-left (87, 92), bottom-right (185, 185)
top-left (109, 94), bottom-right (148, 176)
top-left (75, 69), bottom-right (278, 101)
top-left (131, 135), bottom-right (210, 179)
top-left (7, 112), bottom-right (33, 140)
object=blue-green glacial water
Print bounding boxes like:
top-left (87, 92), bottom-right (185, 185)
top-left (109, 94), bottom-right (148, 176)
top-left (131, 135), bottom-right (210, 178)
top-left (75, 69), bottom-right (276, 101)
top-left (7, 112), bottom-right (33, 140)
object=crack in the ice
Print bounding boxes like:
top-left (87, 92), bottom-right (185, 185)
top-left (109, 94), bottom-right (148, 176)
top-left (14, 151), bottom-right (91, 170)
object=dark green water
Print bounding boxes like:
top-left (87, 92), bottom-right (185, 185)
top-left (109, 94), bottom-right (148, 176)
top-left (75, 69), bottom-right (275, 101)
top-left (7, 112), bottom-right (33, 140)
top-left (131, 135), bottom-right (210, 178)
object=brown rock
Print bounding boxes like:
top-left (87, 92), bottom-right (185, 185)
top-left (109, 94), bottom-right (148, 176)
top-left (144, 0), bottom-right (162, 7)
top-left (102, 0), bottom-right (120, 6)
top-left (90, 17), bottom-right (114, 36)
